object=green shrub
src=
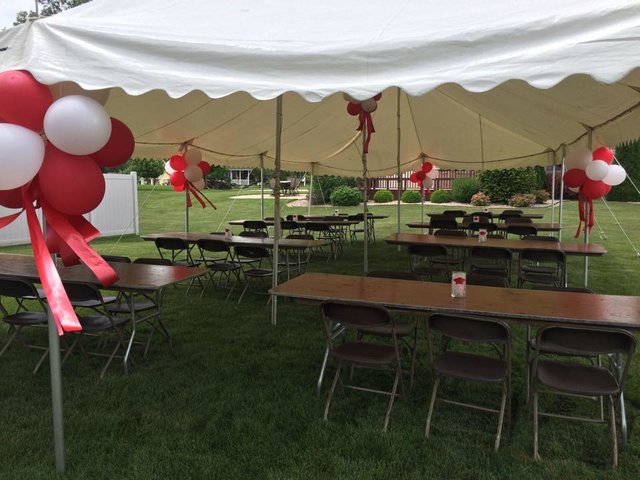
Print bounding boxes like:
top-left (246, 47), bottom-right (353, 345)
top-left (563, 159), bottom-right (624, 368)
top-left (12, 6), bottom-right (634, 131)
top-left (429, 189), bottom-right (451, 203)
top-left (330, 186), bottom-right (361, 206)
top-left (607, 140), bottom-right (640, 201)
top-left (311, 175), bottom-right (356, 205)
top-left (509, 193), bottom-right (536, 207)
top-left (451, 177), bottom-right (482, 203)
top-left (533, 189), bottom-right (550, 203)
top-left (373, 189), bottom-right (393, 203)
top-left (470, 192), bottom-right (491, 206)
top-left (478, 167), bottom-right (541, 203)
top-left (402, 190), bottom-right (422, 203)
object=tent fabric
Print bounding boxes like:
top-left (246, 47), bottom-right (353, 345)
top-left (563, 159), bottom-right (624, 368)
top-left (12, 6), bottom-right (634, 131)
top-left (2, 0), bottom-right (640, 175)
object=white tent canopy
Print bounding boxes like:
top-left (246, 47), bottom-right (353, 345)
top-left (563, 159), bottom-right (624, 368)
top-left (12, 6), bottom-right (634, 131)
top-left (2, 0), bottom-right (640, 174)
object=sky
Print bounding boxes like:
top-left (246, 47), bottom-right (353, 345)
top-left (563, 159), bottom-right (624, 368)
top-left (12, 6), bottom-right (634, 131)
top-left (1, 0), bottom-right (37, 29)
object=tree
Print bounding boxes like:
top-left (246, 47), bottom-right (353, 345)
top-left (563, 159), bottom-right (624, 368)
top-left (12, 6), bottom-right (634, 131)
top-left (14, 0), bottom-right (92, 26)
top-left (121, 158), bottom-right (164, 180)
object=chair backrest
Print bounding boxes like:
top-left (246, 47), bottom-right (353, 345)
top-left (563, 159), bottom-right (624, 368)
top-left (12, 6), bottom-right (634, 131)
top-left (367, 271), bottom-right (421, 281)
top-left (535, 286), bottom-right (593, 293)
top-left (133, 258), bottom-right (174, 266)
top-left (154, 237), bottom-right (188, 251)
top-left (429, 314), bottom-right (510, 345)
top-left (305, 222), bottom-right (330, 232)
top-left (239, 231), bottom-right (268, 238)
top-left (468, 222), bottom-right (498, 233)
top-left (442, 210), bottom-right (466, 217)
top-left (434, 229), bottom-right (467, 237)
top-left (101, 255), bottom-right (132, 263)
top-left (281, 221), bottom-right (300, 230)
top-left (197, 239), bottom-right (231, 254)
top-left (0, 275), bottom-right (40, 300)
top-left (467, 273), bottom-right (510, 287)
top-left (243, 220), bottom-right (268, 231)
top-left (408, 244), bottom-right (448, 257)
top-left (506, 225), bottom-right (538, 237)
top-left (321, 301), bottom-right (391, 331)
top-left (286, 234), bottom-right (314, 240)
top-left (430, 215), bottom-right (458, 230)
top-left (462, 215), bottom-right (491, 226)
top-left (520, 248), bottom-right (565, 264)
top-left (235, 245), bottom-right (270, 260)
top-left (522, 235), bottom-right (558, 242)
top-left (470, 246), bottom-right (512, 262)
top-left (505, 216), bottom-right (532, 224)
top-left (470, 211), bottom-right (493, 220)
top-left (63, 281), bottom-right (103, 304)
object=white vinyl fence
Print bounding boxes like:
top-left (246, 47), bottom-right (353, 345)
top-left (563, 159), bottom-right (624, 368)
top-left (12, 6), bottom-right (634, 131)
top-left (0, 173), bottom-right (139, 247)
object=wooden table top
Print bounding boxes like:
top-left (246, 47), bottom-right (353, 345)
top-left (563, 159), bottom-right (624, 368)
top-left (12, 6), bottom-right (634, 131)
top-left (428, 212), bottom-right (544, 219)
top-left (270, 273), bottom-right (640, 330)
top-left (142, 232), bottom-right (331, 249)
top-left (385, 233), bottom-right (606, 256)
top-left (0, 253), bottom-right (208, 291)
top-left (228, 219), bottom-right (359, 227)
top-left (406, 222), bottom-right (562, 232)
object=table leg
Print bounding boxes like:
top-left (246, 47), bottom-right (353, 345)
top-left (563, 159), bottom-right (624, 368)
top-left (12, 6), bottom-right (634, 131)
top-left (123, 292), bottom-right (137, 374)
top-left (609, 352), bottom-right (627, 447)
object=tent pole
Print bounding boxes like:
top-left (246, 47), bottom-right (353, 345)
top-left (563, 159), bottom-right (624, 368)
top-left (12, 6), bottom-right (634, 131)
top-left (551, 152), bottom-right (557, 225)
top-left (420, 158), bottom-right (425, 233)
top-left (362, 131), bottom-right (369, 274)
top-left (185, 188), bottom-right (189, 233)
top-left (48, 305), bottom-right (66, 473)
top-left (271, 95), bottom-right (283, 326)
top-left (308, 163), bottom-right (315, 216)
top-left (396, 87), bottom-right (402, 251)
top-left (260, 154), bottom-right (265, 220)
top-left (559, 145), bottom-right (566, 240)
top-left (584, 133), bottom-right (593, 287)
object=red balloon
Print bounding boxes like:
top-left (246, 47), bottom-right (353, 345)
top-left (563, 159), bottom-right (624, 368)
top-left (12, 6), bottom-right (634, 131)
top-left (197, 161), bottom-right (211, 176)
top-left (592, 146), bottom-right (614, 165)
top-left (563, 168), bottom-right (586, 188)
top-left (582, 178), bottom-right (610, 199)
top-left (91, 118), bottom-right (135, 167)
top-left (172, 182), bottom-right (186, 192)
top-left (0, 187), bottom-right (23, 209)
top-left (169, 154), bottom-right (186, 171)
top-left (37, 145), bottom-right (105, 215)
top-left (417, 180), bottom-right (423, 189)
top-left (373, 93), bottom-right (382, 101)
top-left (0, 70), bottom-right (53, 131)
top-left (170, 171), bottom-right (186, 187)
top-left (421, 162), bottom-right (433, 173)
top-left (346, 102), bottom-right (362, 116)
top-left (416, 171), bottom-right (426, 181)
top-left (409, 172), bottom-right (418, 182)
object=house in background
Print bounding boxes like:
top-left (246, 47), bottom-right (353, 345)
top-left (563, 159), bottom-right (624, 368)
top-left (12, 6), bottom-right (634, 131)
top-left (229, 168), bottom-right (254, 186)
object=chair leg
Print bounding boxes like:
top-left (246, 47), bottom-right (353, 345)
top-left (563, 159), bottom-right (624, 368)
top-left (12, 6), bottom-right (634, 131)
top-left (383, 366), bottom-right (401, 433)
top-left (495, 382), bottom-right (508, 451)
top-left (33, 348), bottom-right (49, 374)
top-left (323, 362), bottom-right (343, 422)
top-left (237, 282), bottom-right (250, 304)
top-left (610, 395), bottom-right (618, 468)
top-left (425, 376), bottom-right (440, 438)
top-left (408, 327), bottom-right (418, 387)
top-left (533, 391), bottom-right (540, 461)
top-left (0, 326), bottom-right (19, 356)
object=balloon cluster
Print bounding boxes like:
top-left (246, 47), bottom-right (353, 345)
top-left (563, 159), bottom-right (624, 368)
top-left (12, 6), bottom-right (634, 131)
top-left (409, 161), bottom-right (438, 194)
top-left (0, 70), bottom-right (135, 334)
top-left (164, 148), bottom-right (216, 209)
top-left (343, 92), bottom-right (382, 154)
top-left (563, 146), bottom-right (626, 236)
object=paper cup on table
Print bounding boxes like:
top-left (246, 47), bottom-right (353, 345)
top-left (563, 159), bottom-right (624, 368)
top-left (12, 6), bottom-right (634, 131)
top-left (451, 272), bottom-right (466, 298)
top-left (473, 215), bottom-right (480, 223)
top-left (224, 228), bottom-right (232, 241)
top-left (293, 215), bottom-right (298, 222)
top-left (478, 228), bottom-right (488, 243)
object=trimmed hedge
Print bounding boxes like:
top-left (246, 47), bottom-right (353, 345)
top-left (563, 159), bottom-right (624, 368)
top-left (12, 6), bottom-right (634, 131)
top-left (373, 189), bottom-right (393, 203)
top-left (607, 140), bottom-right (640, 201)
top-left (310, 175), bottom-right (356, 205)
top-left (430, 189), bottom-right (451, 203)
top-left (451, 177), bottom-right (482, 203)
top-left (509, 193), bottom-right (536, 207)
top-left (470, 192), bottom-right (491, 206)
top-left (478, 167), bottom-right (541, 203)
top-left (402, 190), bottom-right (422, 203)
top-left (330, 186), bottom-right (361, 206)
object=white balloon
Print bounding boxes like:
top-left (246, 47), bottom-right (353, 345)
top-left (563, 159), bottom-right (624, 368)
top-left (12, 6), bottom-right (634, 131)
top-left (603, 164), bottom-right (627, 186)
top-left (185, 148), bottom-right (202, 166)
top-left (49, 81), bottom-right (110, 106)
top-left (568, 186), bottom-right (580, 193)
top-left (423, 177), bottom-right (434, 189)
top-left (184, 165), bottom-right (203, 182)
top-left (564, 148), bottom-right (592, 170)
top-left (164, 161), bottom-right (175, 175)
top-left (585, 160), bottom-right (609, 181)
top-left (426, 167), bottom-right (439, 179)
top-left (361, 98), bottom-right (377, 113)
top-left (192, 178), bottom-right (206, 190)
top-left (44, 95), bottom-right (112, 155)
top-left (0, 123), bottom-right (45, 190)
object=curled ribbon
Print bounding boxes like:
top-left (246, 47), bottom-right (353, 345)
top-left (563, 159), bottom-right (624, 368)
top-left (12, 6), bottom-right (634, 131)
top-left (186, 181), bottom-right (217, 210)
top-left (357, 111), bottom-right (376, 154)
top-left (574, 191), bottom-right (595, 238)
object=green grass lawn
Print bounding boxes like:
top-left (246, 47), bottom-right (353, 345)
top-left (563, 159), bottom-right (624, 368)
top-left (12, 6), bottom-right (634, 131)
top-left (1, 186), bottom-right (639, 479)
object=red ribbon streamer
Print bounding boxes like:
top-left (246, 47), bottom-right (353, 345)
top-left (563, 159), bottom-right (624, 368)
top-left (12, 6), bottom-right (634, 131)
top-left (19, 187), bottom-right (82, 335)
top-left (574, 191), bottom-right (595, 238)
top-left (357, 111), bottom-right (376, 154)
top-left (187, 182), bottom-right (217, 210)
top-left (0, 209), bottom-right (24, 228)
